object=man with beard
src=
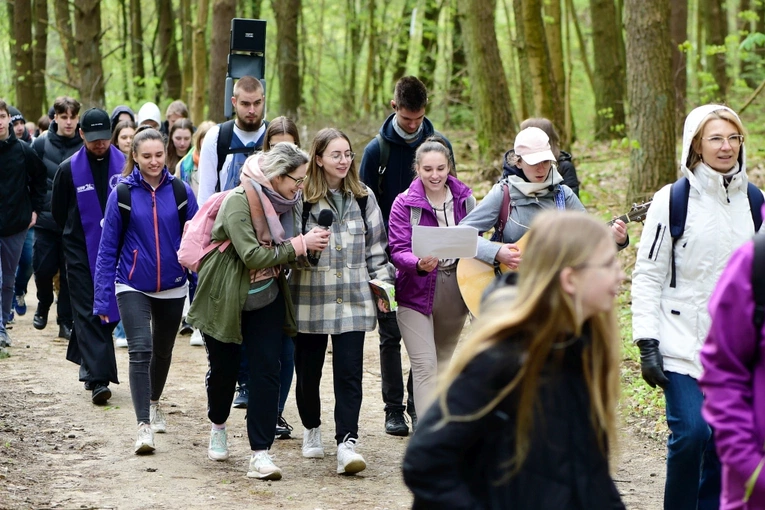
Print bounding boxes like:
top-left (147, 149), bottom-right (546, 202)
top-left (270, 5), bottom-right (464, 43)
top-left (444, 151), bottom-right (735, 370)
top-left (51, 108), bottom-right (125, 405)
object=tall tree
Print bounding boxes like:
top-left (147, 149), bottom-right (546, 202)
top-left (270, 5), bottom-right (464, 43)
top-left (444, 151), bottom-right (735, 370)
top-left (53, 0), bottom-right (77, 88)
top-left (590, 0), bottom-right (626, 139)
top-left (459, 0), bottom-right (517, 160)
top-left (671, 0), bottom-right (688, 130)
top-left (704, 0), bottom-right (728, 100)
top-left (208, 0), bottom-right (236, 122)
top-left (32, 0), bottom-right (47, 117)
top-left (191, 0), bottom-right (210, 123)
top-left (625, 0), bottom-right (676, 202)
top-left (158, 0), bottom-right (182, 99)
top-left (447, 0), bottom-right (469, 125)
top-left (130, 0), bottom-right (145, 98)
top-left (11, 0), bottom-right (36, 116)
top-left (513, 0), bottom-right (533, 120)
top-left (272, 0), bottom-right (301, 119)
top-left (361, 0), bottom-right (376, 114)
top-left (392, 0), bottom-right (415, 84)
top-left (74, 0), bottom-right (106, 107)
top-left (179, 0), bottom-right (193, 103)
top-left (419, 0), bottom-right (439, 93)
top-left (544, 0), bottom-right (566, 142)
top-left (344, 0), bottom-right (364, 112)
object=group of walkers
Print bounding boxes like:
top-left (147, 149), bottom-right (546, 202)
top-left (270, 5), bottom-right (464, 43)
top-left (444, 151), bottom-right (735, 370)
top-left (3, 73), bottom-right (765, 508)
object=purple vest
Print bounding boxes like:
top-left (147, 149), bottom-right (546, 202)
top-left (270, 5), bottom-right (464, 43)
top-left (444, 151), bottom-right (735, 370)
top-left (70, 145), bottom-right (125, 324)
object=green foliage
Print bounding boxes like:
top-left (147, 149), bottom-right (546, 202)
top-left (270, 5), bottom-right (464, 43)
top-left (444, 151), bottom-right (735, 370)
top-left (740, 32), bottom-right (765, 51)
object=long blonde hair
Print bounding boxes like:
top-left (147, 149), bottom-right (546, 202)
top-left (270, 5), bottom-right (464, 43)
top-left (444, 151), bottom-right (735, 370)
top-left (436, 211), bottom-right (621, 475)
top-left (303, 128), bottom-right (368, 203)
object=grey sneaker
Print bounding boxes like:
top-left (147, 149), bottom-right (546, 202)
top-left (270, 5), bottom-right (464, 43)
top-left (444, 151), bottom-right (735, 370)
top-left (247, 451), bottom-right (282, 480)
top-left (134, 423), bottom-right (155, 454)
top-left (208, 427), bottom-right (229, 461)
top-left (150, 403), bottom-right (167, 433)
top-left (0, 330), bottom-right (11, 348)
top-left (336, 434), bottom-right (366, 475)
top-left (302, 427), bottom-right (324, 458)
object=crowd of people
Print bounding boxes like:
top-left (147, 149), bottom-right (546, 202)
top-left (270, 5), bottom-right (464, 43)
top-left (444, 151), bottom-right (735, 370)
top-left (2, 74), bottom-right (765, 508)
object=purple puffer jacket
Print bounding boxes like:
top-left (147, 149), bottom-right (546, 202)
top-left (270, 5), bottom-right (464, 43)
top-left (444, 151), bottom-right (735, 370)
top-left (388, 175), bottom-right (473, 316)
top-left (700, 239), bottom-right (765, 509)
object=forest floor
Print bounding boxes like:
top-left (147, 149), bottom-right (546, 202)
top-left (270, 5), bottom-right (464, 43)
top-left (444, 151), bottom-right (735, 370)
top-left (0, 284), bottom-right (668, 510)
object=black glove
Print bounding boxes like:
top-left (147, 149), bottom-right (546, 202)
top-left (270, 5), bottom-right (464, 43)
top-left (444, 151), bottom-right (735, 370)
top-left (636, 338), bottom-right (670, 389)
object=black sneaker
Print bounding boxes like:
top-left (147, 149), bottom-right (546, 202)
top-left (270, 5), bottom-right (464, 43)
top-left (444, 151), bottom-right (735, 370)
top-left (232, 385), bottom-right (248, 409)
top-left (33, 308), bottom-right (49, 330)
top-left (58, 323), bottom-right (72, 341)
top-left (91, 384), bottom-right (112, 405)
top-left (385, 410), bottom-right (409, 437)
top-left (178, 319), bottom-right (194, 336)
top-left (408, 409), bottom-right (418, 433)
top-left (275, 413), bottom-right (293, 439)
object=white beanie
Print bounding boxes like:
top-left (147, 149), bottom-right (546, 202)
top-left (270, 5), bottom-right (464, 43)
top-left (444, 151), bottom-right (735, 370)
top-left (136, 102), bottom-right (161, 127)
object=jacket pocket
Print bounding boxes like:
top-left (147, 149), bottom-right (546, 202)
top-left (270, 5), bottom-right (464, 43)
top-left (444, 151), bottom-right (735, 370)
top-left (346, 220), bottom-right (366, 269)
top-left (128, 249), bottom-right (139, 280)
top-left (658, 298), bottom-right (699, 361)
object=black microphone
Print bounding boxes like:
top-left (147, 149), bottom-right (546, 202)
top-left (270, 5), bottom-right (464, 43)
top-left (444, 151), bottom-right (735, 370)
top-left (309, 209), bottom-right (334, 264)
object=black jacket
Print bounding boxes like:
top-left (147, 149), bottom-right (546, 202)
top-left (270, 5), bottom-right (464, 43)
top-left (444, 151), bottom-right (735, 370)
top-left (0, 132), bottom-right (47, 236)
top-left (32, 122), bottom-right (84, 231)
top-left (403, 335), bottom-right (625, 510)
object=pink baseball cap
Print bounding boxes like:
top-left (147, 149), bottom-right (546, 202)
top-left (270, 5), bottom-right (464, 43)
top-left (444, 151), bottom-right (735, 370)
top-left (514, 127), bottom-right (556, 165)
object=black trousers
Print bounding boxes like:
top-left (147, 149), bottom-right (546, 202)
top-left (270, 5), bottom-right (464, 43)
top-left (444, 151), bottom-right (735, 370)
top-left (294, 330), bottom-right (365, 444)
top-left (205, 296), bottom-right (285, 451)
top-left (378, 311), bottom-right (415, 414)
top-left (32, 227), bottom-right (72, 325)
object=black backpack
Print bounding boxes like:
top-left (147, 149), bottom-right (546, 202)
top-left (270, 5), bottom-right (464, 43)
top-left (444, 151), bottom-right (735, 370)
top-left (214, 119), bottom-right (268, 192)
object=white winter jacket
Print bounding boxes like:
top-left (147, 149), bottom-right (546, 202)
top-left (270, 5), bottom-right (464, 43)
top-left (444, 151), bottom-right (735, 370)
top-left (632, 104), bottom-right (760, 379)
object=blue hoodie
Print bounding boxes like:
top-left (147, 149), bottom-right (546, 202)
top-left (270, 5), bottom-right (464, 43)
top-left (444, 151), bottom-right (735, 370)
top-left (93, 167), bottom-right (198, 315)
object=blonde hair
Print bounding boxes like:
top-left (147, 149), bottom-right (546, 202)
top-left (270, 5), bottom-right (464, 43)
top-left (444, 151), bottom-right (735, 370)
top-left (303, 128), bottom-right (368, 203)
top-left (687, 109), bottom-right (746, 170)
top-left (436, 211), bottom-right (620, 477)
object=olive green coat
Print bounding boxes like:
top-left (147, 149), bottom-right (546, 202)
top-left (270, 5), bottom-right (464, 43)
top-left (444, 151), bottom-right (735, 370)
top-left (187, 187), bottom-right (298, 343)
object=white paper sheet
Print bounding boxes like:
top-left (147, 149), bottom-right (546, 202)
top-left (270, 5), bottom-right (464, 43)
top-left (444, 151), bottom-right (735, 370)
top-left (411, 225), bottom-right (478, 259)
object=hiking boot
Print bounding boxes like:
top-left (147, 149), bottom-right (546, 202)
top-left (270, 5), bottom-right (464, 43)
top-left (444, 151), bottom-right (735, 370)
top-left (336, 434), bottom-right (366, 475)
top-left (0, 330), bottom-right (11, 348)
top-left (232, 385), bottom-right (248, 409)
top-left (33, 308), bottom-right (48, 330)
top-left (150, 403), bottom-right (167, 433)
top-left (384, 409), bottom-right (409, 437)
top-left (14, 293), bottom-right (26, 316)
top-left (189, 329), bottom-right (204, 346)
top-left (134, 422), bottom-right (155, 454)
top-left (58, 323), bottom-right (72, 341)
top-left (247, 451), bottom-right (282, 480)
top-left (275, 413), bottom-right (293, 440)
top-left (178, 319), bottom-right (194, 336)
top-left (208, 427), bottom-right (229, 461)
top-left (302, 427), bottom-right (324, 458)
top-left (91, 383), bottom-right (111, 405)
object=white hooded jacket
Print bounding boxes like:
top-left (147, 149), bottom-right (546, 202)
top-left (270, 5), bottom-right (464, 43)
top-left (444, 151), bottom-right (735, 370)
top-left (631, 104), bottom-right (762, 379)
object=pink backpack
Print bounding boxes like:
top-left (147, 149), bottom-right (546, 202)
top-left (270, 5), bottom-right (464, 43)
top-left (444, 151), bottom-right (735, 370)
top-left (177, 181), bottom-right (260, 272)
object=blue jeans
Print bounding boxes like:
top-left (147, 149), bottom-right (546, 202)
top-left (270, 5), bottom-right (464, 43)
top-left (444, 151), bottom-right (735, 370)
top-left (664, 371), bottom-right (721, 510)
top-left (0, 230), bottom-right (28, 330)
top-left (14, 229), bottom-right (34, 296)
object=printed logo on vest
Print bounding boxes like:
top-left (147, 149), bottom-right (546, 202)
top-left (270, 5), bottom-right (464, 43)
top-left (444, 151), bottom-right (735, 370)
top-left (76, 183), bottom-right (95, 193)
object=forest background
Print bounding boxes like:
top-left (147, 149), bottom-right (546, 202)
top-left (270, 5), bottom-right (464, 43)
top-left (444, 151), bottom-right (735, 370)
top-left (3, 0), bottom-right (765, 430)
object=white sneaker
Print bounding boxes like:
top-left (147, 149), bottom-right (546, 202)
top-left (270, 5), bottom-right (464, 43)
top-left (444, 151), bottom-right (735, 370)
top-left (115, 336), bottom-right (128, 348)
top-left (247, 451), bottom-right (282, 480)
top-left (134, 422), bottom-right (155, 454)
top-left (208, 427), bottom-right (229, 461)
top-left (189, 329), bottom-right (204, 346)
top-left (336, 434), bottom-right (366, 475)
top-left (150, 403), bottom-right (167, 433)
top-left (302, 427), bottom-right (324, 458)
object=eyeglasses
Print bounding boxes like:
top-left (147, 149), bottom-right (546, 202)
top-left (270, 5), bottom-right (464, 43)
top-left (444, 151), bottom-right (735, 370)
top-left (284, 174), bottom-right (305, 186)
top-left (703, 135), bottom-right (744, 149)
top-left (326, 151), bottom-right (355, 163)
top-left (574, 258), bottom-right (621, 273)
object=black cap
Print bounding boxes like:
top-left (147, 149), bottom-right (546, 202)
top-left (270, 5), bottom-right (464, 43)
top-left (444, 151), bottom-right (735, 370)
top-left (8, 106), bottom-right (24, 124)
top-left (80, 108), bottom-right (111, 142)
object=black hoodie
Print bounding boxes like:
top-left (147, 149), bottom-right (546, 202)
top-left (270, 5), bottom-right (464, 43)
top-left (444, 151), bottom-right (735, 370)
top-left (0, 130), bottom-right (47, 236)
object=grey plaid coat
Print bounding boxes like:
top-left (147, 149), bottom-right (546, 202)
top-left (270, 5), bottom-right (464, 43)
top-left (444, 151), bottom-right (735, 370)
top-left (289, 187), bottom-right (395, 334)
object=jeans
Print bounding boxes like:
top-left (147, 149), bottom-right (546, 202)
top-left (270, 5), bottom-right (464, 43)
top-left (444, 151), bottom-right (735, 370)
top-left (378, 311), bottom-right (415, 414)
top-left (117, 292), bottom-right (184, 425)
top-left (14, 229), bottom-right (34, 297)
top-left (0, 230), bottom-right (28, 330)
top-left (294, 331), bottom-right (365, 444)
top-left (664, 371), bottom-right (721, 510)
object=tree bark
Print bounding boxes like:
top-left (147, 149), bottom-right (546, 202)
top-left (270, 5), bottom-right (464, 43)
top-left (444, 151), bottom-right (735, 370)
top-left (544, 0), bottom-right (567, 143)
top-left (362, 0), bottom-right (375, 114)
top-left (448, 0), bottom-right (469, 122)
top-left (419, 0), bottom-right (439, 93)
top-left (392, 0), bottom-right (415, 84)
top-left (191, 0), bottom-right (209, 123)
top-left (208, 0), bottom-right (236, 122)
top-left (345, 0), bottom-right (363, 113)
top-left (670, 0), bottom-right (688, 130)
top-left (590, 0), bottom-right (626, 139)
top-left (459, 0), bottom-right (517, 160)
top-left (248, 0), bottom-right (263, 18)
top-left (704, 0), bottom-right (728, 100)
top-left (272, 0), bottom-right (301, 119)
top-left (53, 0), bottom-right (77, 88)
top-left (130, 0), bottom-right (145, 98)
top-left (158, 0), bottom-right (182, 99)
top-left (625, 0), bottom-right (676, 203)
top-left (565, 0), bottom-right (596, 93)
top-left (513, 0), bottom-right (533, 120)
top-left (31, 0), bottom-right (47, 118)
top-left (12, 0), bottom-right (36, 117)
top-left (179, 0), bottom-right (193, 104)
top-left (74, 0), bottom-right (106, 108)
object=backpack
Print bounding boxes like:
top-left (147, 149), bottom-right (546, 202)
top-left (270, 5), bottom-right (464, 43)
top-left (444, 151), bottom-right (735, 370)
top-left (301, 196), bottom-right (369, 234)
top-left (177, 180), bottom-right (260, 272)
top-left (668, 176), bottom-right (763, 288)
top-left (116, 178), bottom-right (188, 249)
top-left (374, 131), bottom-right (452, 200)
top-left (214, 119), bottom-right (268, 192)
top-left (752, 233), bottom-right (765, 356)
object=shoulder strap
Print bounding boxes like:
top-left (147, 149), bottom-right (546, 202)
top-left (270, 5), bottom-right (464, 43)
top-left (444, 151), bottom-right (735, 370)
top-left (170, 178), bottom-right (189, 231)
top-left (301, 200), bottom-right (314, 234)
top-left (753, 233), bottom-right (765, 363)
top-left (356, 195), bottom-right (368, 232)
top-left (747, 182), bottom-right (763, 231)
top-left (376, 133), bottom-right (389, 200)
top-left (668, 177), bottom-right (691, 288)
top-left (215, 120), bottom-right (236, 193)
top-left (491, 183), bottom-right (511, 243)
top-left (116, 183), bottom-right (131, 254)
top-left (466, 194), bottom-right (476, 214)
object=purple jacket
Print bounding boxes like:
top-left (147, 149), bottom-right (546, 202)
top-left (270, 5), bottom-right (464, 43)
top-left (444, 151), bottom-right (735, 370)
top-left (388, 176), bottom-right (472, 316)
top-left (93, 167), bottom-right (198, 315)
top-left (700, 240), bottom-right (765, 509)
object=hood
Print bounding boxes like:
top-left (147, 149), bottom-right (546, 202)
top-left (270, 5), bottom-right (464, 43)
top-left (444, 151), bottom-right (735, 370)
top-left (558, 150), bottom-right (572, 162)
top-left (502, 149), bottom-right (527, 181)
top-left (680, 104), bottom-right (745, 178)
top-left (47, 120), bottom-right (84, 148)
top-left (136, 102), bottom-right (161, 127)
top-left (110, 105), bottom-right (135, 130)
top-left (380, 113), bottom-right (436, 147)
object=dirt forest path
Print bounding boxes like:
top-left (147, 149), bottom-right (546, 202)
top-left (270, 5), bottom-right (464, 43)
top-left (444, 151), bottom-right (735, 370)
top-left (1, 286), bottom-right (665, 510)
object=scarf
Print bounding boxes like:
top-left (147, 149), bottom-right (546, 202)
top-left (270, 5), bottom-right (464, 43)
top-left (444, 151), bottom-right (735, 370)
top-left (508, 167), bottom-right (565, 198)
top-left (71, 145), bottom-right (125, 323)
top-left (393, 118), bottom-right (423, 143)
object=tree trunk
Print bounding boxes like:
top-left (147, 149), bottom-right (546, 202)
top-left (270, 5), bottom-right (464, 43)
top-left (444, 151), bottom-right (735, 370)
top-left (208, 0), bottom-right (236, 122)
top-left (565, 0), bottom-right (596, 93)
top-left (310, 0), bottom-right (326, 118)
top-left (74, 0), bottom-right (106, 108)
top-left (12, 0), bottom-right (36, 117)
top-left (362, 0), bottom-right (375, 114)
top-left (590, 0), bottom-right (627, 139)
top-left (191, 0), bottom-right (209, 123)
top-left (448, 0), bottom-right (469, 124)
top-left (670, 0), bottom-right (688, 130)
top-left (704, 0), bottom-right (728, 100)
top-left (31, 0), bottom-right (47, 118)
top-left (544, 0), bottom-right (567, 143)
top-left (513, 0), bottom-right (533, 120)
top-left (419, 0), bottom-right (439, 93)
top-left (53, 0), bottom-right (77, 88)
top-left (179, 0), bottom-right (193, 103)
top-left (272, 0), bottom-right (301, 119)
top-left (118, 0), bottom-right (131, 101)
top-left (249, 0), bottom-right (263, 18)
top-left (345, 0), bottom-right (363, 113)
top-left (158, 0), bottom-right (182, 99)
top-left (392, 0), bottom-right (414, 84)
top-left (459, 0), bottom-right (517, 160)
top-left (625, 0), bottom-right (676, 203)
top-left (130, 0), bottom-right (145, 98)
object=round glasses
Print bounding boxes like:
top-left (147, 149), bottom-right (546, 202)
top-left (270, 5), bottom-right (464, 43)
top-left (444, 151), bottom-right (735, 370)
top-left (703, 135), bottom-right (744, 149)
top-left (326, 151), bottom-right (355, 163)
top-left (284, 174), bottom-right (305, 186)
